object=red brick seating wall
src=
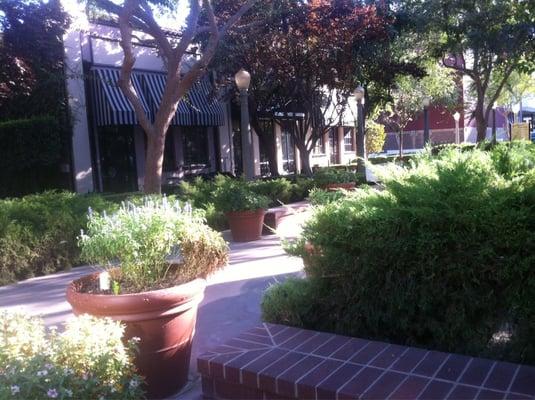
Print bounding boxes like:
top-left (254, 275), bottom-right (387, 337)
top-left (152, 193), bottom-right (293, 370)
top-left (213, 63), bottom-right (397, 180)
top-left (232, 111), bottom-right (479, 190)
top-left (198, 323), bottom-right (535, 400)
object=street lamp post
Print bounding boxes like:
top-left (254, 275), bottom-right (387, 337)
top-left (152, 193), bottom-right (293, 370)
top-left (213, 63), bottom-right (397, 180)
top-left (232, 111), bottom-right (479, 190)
top-left (511, 103), bottom-right (520, 141)
top-left (453, 111), bottom-right (461, 144)
top-left (354, 86), bottom-right (366, 173)
top-left (235, 69), bottom-right (254, 180)
top-left (492, 103), bottom-right (497, 144)
top-left (423, 96), bottom-right (431, 146)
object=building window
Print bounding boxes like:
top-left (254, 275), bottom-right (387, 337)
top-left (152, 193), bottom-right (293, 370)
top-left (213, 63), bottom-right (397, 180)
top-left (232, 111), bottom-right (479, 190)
top-left (183, 127), bottom-right (209, 167)
top-left (281, 124), bottom-right (296, 173)
top-left (344, 127), bottom-right (354, 152)
top-left (313, 134), bottom-right (325, 154)
top-left (163, 131), bottom-right (176, 172)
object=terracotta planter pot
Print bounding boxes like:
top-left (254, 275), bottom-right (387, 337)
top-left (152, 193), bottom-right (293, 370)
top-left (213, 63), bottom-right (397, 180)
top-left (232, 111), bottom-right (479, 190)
top-left (226, 209), bottom-right (266, 242)
top-left (325, 182), bottom-right (356, 191)
top-left (66, 274), bottom-right (206, 399)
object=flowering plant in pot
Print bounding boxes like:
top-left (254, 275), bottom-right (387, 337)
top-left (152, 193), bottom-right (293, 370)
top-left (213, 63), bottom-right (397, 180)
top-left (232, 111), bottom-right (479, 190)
top-left (214, 178), bottom-right (270, 242)
top-left (313, 167), bottom-right (357, 190)
top-left (67, 197), bottom-right (228, 399)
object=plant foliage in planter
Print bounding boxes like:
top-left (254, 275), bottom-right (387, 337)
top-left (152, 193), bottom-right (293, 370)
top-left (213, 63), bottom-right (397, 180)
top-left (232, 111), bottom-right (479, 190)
top-left (213, 177), bottom-right (270, 213)
top-left (0, 311), bottom-right (144, 399)
top-left (78, 197), bottom-right (228, 294)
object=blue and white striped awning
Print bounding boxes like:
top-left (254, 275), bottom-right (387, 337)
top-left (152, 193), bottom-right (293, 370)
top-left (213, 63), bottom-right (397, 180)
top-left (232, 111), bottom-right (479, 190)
top-left (91, 67), bottom-right (152, 126)
top-left (187, 79), bottom-right (225, 126)
top-left (143, 72), bottom-right (192, 126)
top-left (90, 67), bottom-right (223, 127)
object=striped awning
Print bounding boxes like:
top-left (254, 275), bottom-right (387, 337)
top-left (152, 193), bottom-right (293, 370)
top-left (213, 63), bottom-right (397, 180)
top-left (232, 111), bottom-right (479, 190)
top-left (90, 67), bottom-right (224, 127)
top-left (187, 79), bottom-right (225, 126)
top-left (91, 67), bottom-right (152, 126)
top-left (143, 72), bottom-right (192, 126)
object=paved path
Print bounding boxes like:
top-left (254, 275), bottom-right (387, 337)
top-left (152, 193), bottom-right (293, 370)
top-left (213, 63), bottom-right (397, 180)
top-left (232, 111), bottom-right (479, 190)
top-left (0, 211), bottom-right (310, 399)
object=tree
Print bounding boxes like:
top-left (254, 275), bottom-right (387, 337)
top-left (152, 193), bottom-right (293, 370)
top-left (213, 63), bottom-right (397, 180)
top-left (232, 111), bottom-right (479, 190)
top-left (92, 0), bottom-right (258, 193)
top-left (379, 62), bottom-right (458, 156)
top-left (213, 0), bottom-right (400, 176)
top-left (0, 0), bottom-right (70, 119)
top-left (403, 0), bottom-right (535, 142)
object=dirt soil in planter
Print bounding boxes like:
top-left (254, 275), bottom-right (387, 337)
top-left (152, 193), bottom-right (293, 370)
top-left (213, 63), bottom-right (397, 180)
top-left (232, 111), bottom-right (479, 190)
top-left (76, 264), bottom-right (206, 295)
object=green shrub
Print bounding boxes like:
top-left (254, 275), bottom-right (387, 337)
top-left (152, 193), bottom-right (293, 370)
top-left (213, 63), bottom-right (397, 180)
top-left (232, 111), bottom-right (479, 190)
top-left (79, 197), bottom-right (228, 293)
top-left (265, 144), bottom-right (535, 364)
top-left (250, 178), bottom-right (294, 206)
top-left (213, 177), bottom-right (270, 213)
top-left (0, 192), bottom-right (114, 285)
top-left (0, 312), bottom-right (144, 399)
top-left (308, 188), bottom-right (348, 205)
top-left (0, 116), bottom-right (62, 172)
top-left (262, 278), bottom-right (328, 329)
top-left (313, 167), bottom-right (357, 187)
top-left (365, 120), bottom-right (386, 154)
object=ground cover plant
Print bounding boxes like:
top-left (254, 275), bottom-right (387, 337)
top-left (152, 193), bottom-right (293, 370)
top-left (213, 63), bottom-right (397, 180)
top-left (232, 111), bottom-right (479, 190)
top-left (0, 312), bottom-right (144, 399)
top-left (263, 142), bottom-right (535, 364)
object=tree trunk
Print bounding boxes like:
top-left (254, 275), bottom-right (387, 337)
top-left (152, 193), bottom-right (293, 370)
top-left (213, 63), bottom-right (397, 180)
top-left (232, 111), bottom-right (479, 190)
top-left (296, 142), bottom-right (313, 176)
top-left (474, 100), bottom-right (488, 142)
top-left (143, 132), bottom-right (165, 194)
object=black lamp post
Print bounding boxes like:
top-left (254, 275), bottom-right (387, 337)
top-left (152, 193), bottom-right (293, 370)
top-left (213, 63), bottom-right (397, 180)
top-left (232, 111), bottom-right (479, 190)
top-left (354, 86), bottom-right (365, 173)
top-left (423, 96), bottom-right (431, 146)
top-left (235, 69), bottom-right (254, 180)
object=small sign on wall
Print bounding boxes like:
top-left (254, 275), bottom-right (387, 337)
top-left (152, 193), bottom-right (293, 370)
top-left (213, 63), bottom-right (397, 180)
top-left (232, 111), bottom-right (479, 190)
top-left (511, 123), bottom-right (530, 140)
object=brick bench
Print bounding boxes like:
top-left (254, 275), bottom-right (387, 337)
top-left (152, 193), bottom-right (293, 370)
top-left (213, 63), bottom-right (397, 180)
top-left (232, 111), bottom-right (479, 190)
top-left (197, 323), bottom-right (535, 400)
top-left (263, 201), bottom-right (309, 235)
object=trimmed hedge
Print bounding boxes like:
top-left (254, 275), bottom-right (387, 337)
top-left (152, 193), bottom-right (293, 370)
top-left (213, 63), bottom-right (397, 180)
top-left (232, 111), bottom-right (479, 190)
top-left (0, 191), bottom-right (114, 285)
top-left (264, 142), bottom-right (535, 364)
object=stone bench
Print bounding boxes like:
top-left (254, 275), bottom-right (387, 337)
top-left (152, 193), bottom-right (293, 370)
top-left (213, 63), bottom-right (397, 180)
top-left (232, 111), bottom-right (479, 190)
top-left (263, 201), bottom-right (309, 235)
top-left (197, 323), bottom-right (535, 400)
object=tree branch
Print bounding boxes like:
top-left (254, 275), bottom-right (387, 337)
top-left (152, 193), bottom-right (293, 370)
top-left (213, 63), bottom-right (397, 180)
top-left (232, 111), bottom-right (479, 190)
top-left (118, 0), bottom-right (154, 136)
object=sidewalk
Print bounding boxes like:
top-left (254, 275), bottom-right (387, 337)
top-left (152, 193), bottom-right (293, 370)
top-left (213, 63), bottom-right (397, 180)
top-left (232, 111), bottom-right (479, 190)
top-left (0, 210), bottom-right (310, 399)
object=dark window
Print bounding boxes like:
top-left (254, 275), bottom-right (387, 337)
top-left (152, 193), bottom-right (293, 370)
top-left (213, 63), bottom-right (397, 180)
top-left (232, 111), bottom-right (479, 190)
top-left (97, 125), bottom-right (137, 193)
top-left (329, 127), bottom-right (339, 164)
top-left (281, 123), bottom-right (295, 173)
top-left (313, 133), bottom-right (325, 154)
top-left (163, 132), bottom-right (176, 172)
top-left (183, 127), bottom-right (209, 167)
top-left (344, 127), bottom-right (354, 152)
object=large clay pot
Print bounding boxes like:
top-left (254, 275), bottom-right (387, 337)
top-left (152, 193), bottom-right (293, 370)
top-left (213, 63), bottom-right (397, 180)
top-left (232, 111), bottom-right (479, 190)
top-left (66, 274), bottom-right (206, 399)
top-left (325, 182), bottom-right (356, 191)
top-left (226, 209), bottom-right (266, 242)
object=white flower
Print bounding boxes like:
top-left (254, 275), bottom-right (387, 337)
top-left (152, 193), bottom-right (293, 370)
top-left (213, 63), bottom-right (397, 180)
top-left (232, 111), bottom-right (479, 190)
top-left (129, 379), bottom-right (139, 389)
top-left (10, 385), bottom-right (20, 395)
top-left (37, 370), bottom-right (48, 377)
top-left (64, 389), bottom-right (73, 398)
top-left (47, 388), bottom-right (58, 398)
top-left (82, 372), bottom-right (88, 380)
top-left (44, 363), bottom-right (53, 370)
top-left (131, 336), bottom-right (141, 343)
top-left (63, 368), bottom-right (74, 375)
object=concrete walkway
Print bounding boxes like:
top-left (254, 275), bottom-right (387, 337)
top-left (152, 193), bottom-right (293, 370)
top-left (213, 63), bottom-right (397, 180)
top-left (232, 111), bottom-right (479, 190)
top-left (0, 210), bottom-right (310, 399)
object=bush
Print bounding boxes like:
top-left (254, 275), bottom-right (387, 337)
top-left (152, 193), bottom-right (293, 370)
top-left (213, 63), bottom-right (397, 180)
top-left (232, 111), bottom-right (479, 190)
top-left (313, 167), bottom-right (358, 187)
top-left (212, 176), bottom-right (271, 213)
top-left (250, 178), bottom-right (294, 206)
top-left (265, 144), bottom-right (535, 364)
top-left (0, 312), bottom-right (144, 399)
top-left (308, 188), bottom-right (348, 205)
top-left (0, 192), bottom-right (114, 285)
top-left (79, 197), bottom-right (228, 293)
top-left (365, 120), bottom-right (386, 154)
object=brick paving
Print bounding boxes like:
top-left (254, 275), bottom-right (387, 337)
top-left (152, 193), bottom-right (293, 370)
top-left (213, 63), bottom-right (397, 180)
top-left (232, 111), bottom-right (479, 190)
top-left (198, 323), bottom-right (535, 400)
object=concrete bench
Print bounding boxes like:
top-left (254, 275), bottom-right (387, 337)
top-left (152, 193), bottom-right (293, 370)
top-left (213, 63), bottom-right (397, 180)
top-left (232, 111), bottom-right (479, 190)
top-left (263, 201), bottom-right (309, 235)
top-left (198, 323), bottom-right (535, 400)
